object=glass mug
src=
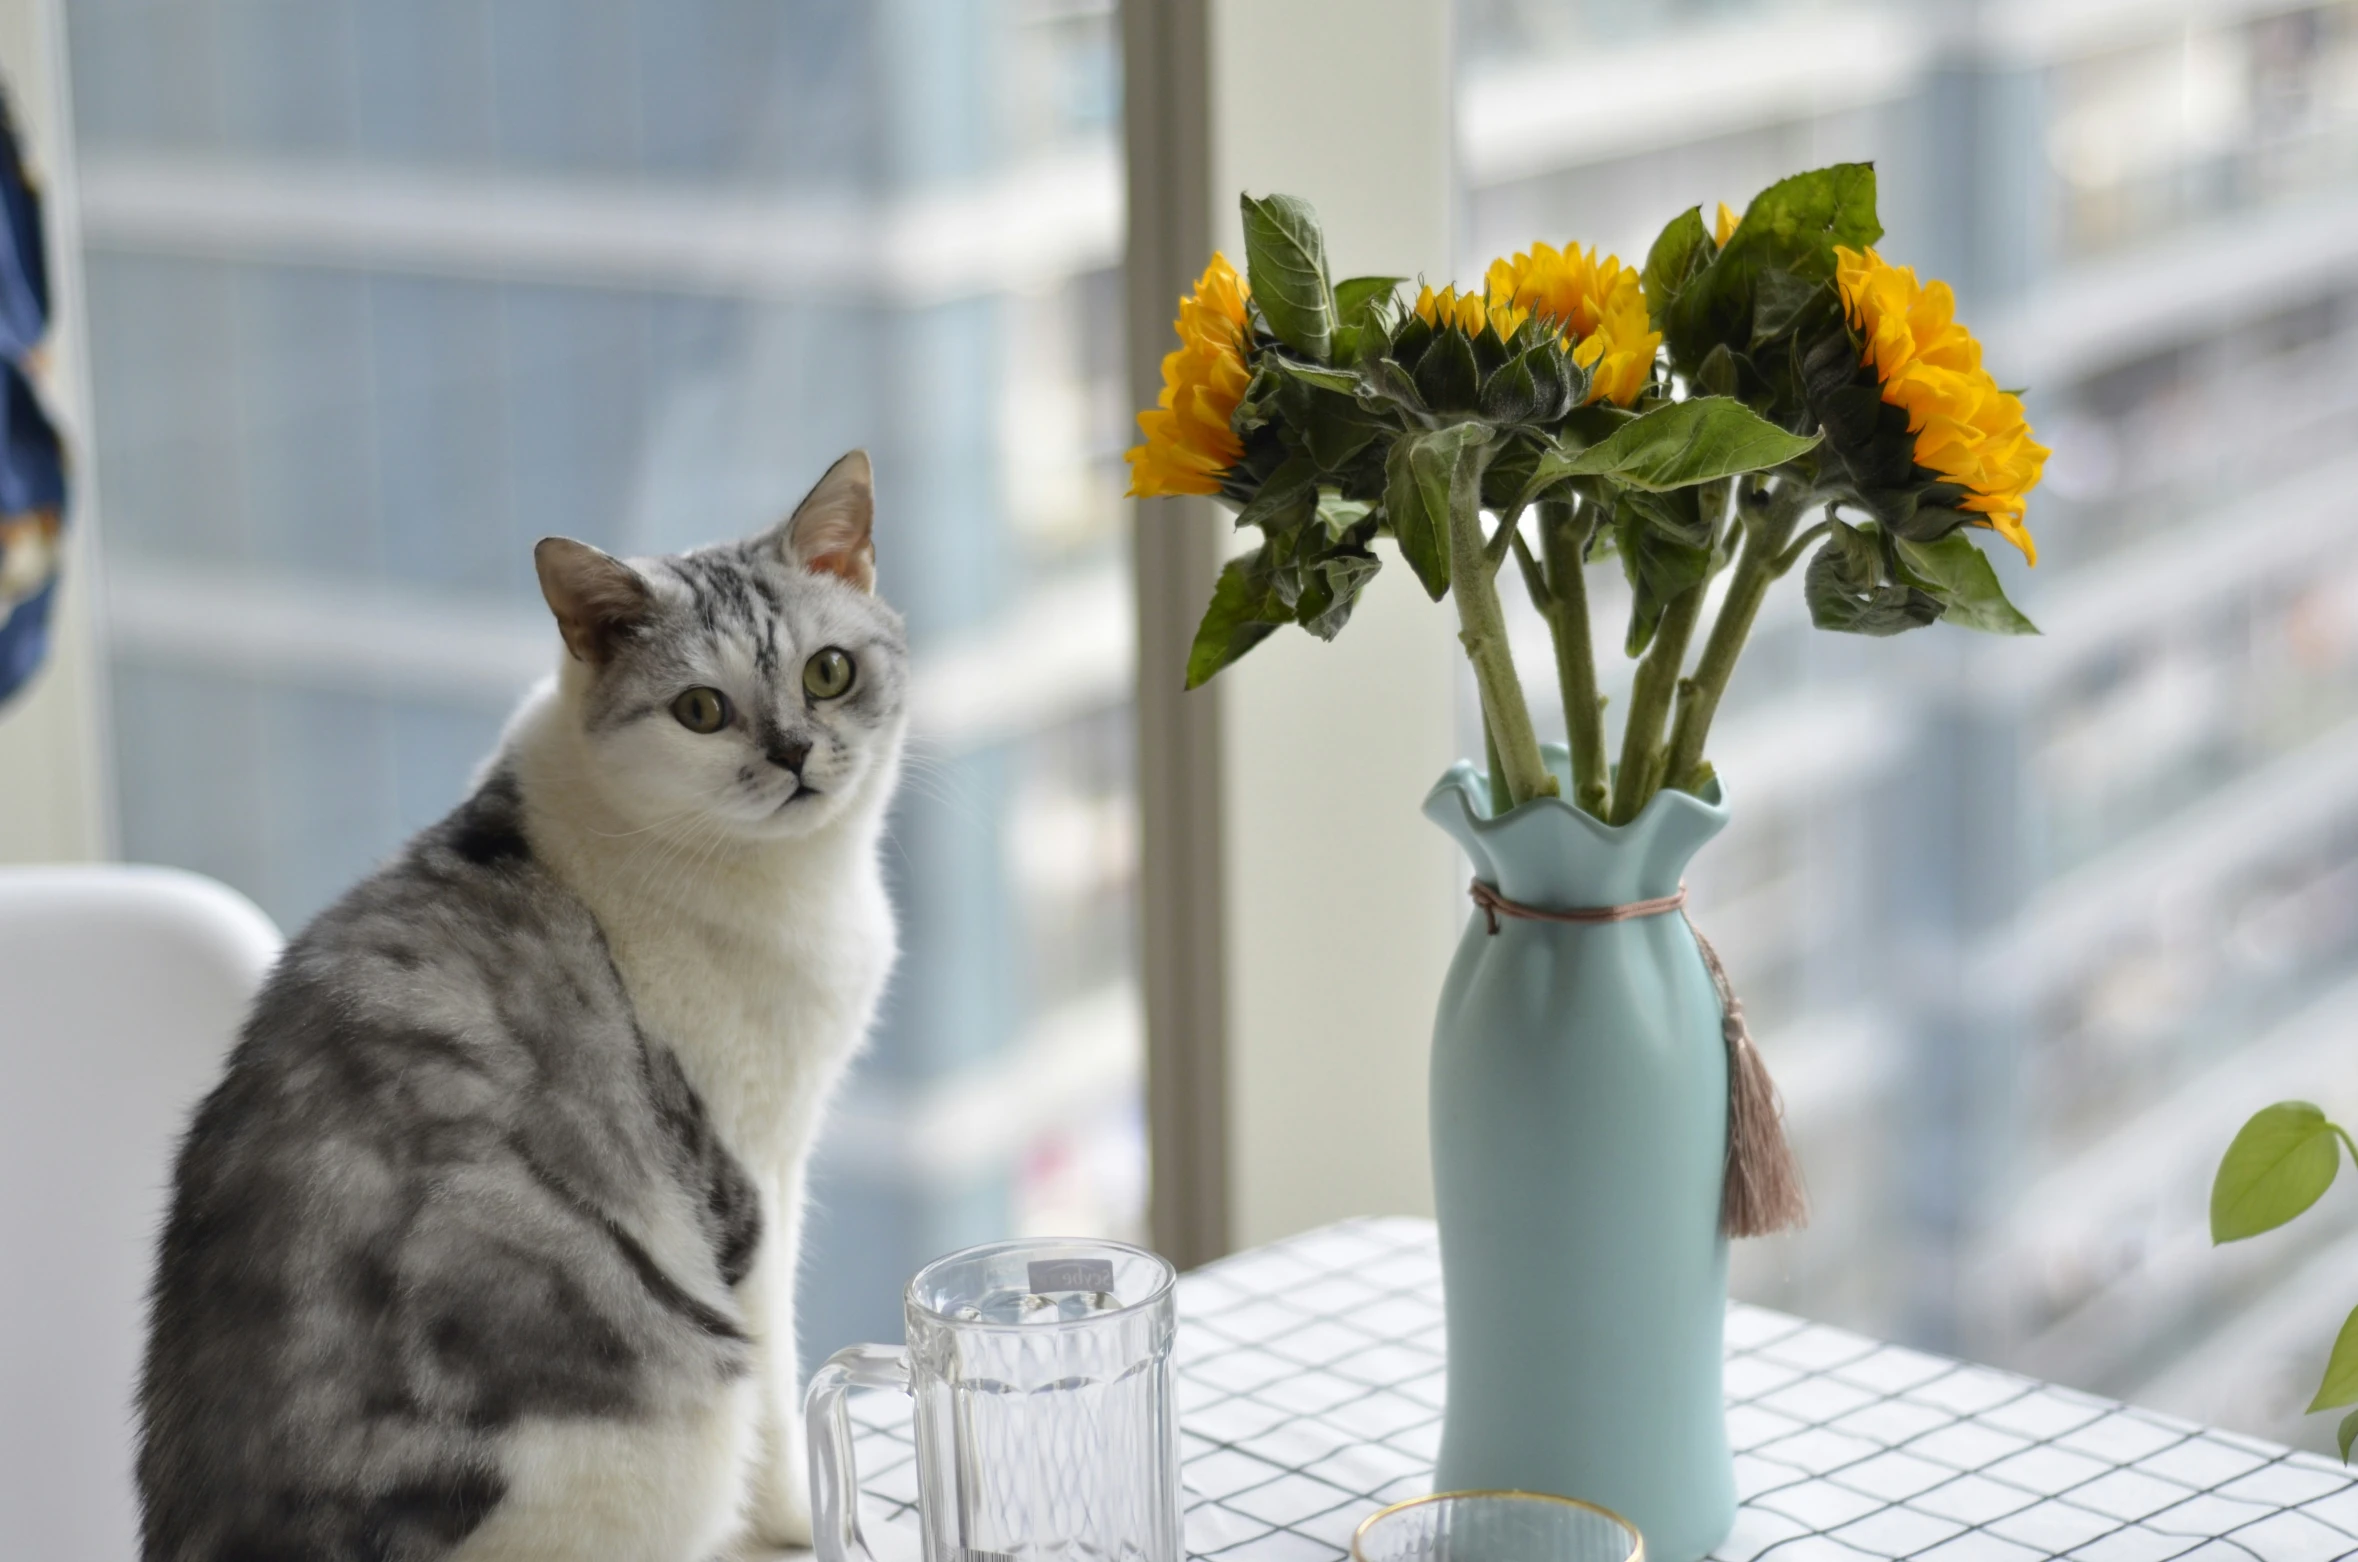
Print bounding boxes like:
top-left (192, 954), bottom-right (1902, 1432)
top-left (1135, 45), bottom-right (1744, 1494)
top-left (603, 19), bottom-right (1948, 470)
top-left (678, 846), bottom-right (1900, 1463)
top-left (805, 1237), bottom-right (1183, 1562)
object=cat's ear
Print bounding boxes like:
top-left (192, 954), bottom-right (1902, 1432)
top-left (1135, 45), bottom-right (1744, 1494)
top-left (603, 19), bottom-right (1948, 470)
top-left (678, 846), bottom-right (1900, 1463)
top-left (770, 449), bottom-right (876, 592)
top-left (535, 537), bottom-right (653, 664)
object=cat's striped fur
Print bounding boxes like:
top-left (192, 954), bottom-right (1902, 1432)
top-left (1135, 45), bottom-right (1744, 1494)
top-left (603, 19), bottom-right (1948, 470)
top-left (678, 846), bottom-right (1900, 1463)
top-left (138, 452), bottom-right (905, 1562)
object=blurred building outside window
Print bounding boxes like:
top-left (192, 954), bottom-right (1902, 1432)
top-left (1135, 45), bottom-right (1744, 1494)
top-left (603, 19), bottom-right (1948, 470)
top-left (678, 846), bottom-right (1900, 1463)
top-left (1458, 0), bottom-right (2358, 1453)
top-left (63, 0), bottom-right (1141, 1372)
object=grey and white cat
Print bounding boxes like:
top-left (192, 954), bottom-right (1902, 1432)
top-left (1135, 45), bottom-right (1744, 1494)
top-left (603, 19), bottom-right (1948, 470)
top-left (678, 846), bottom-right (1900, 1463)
top-left (137, 451), bottom-right (905, 1562)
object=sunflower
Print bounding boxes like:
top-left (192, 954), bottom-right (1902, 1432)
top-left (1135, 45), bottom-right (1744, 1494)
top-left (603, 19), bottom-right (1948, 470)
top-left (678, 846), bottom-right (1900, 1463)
top-left (1127, 254), bottom-right (1252, 498)
top-left (1834, 246), bottom-right (2048, 564)
top-left (1714, 203), bottom-right (1741, 246)
top-left (1484, 242), bottom-right (1660, 407)
top-left (1412, 282), bottom-right (1528, 342)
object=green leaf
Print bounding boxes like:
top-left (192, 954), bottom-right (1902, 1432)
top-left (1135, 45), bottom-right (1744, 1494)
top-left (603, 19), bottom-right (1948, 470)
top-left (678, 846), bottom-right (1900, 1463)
top-left (1414, 330), bottom-right (1481, 413)
top-left (1232, 360), bottom-right (1286, 436)
top-left (1557, 397), bottom-right (1819, 492)
top-left (2314, 1304), bottom-right (2358, 1412)
top-left (1335, 275), bottom-right (1403, 320)
top-left (1802, 322), bottom-right (1872, 405)
top-left (1299, 394), bottom-right (1383, 474)
top-left (1725, 163), bottom-right (1882, 274)
top-left (1295, 547), bottom-right (1380, 640)
top-left (1750, 267), bottom-right (1833, 348)
top-left (1616, 491), bottom-right (1711, 657)
top-left (1480, 354), bottom-right (1544, 424)
top-left (1620, 483), bottom-right (1714, 550)
top-left (1804, 521), bottom-right (1941, 636)
top-left (1241, 192), bottom-right (1336, 362)
top-left (1694, 342), bottom-right (1738, 400)
top-left (1312, 492), bottom-right (1372, 544)
top-left (2340, 1408), bottom-right (2358, 1463)
top-left (2213, 1102), bottom-right (2344, 1243)
top-left (1502, 437), bottom-right (1576, 516)
top-left (1664, 164), bottom-right (1880, 367)
top-left (1891, 499), bottom-right (1977, 546)
top-left (1497, 408), bottom-right (1624, 514)
top-left (1481, 432), bottom-right (1542, 514)
top-left (1500, 341), bottom-right (1576, 425)
top-left (1385, 422), bottom-right (1493, 600)
top-left (1357, 356), bottom-right (1431, 420)
top-left (1385, 435), bottom-right (1447, 599)
top-left (1894, 533), bottom-right (2039, 636)
top-left (1387, 312), bottom-right (1434, 372)
top-left (1233, 456), bottom-right (1319, 544)
top-left (1469, 322), bottom-right (1511, 380)
top-left (1331, 275), bottom-right (1403, 365)
top-left (1185, 548), bottom-right (1289, 688)
top-left (1642, 206), bottom-right (1711, 335)
top-left (1331, 275), bottom-right (1403, 366)
top-left (1268, 356), bottom-right (1361, 396)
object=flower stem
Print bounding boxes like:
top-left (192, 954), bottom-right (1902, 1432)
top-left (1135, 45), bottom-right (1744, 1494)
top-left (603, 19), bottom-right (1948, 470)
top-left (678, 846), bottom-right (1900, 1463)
top-left (1449, 490), bottom-right (1554, 807)
top-left (1539, 499), bottom-right (1609, 819)
top-left (1773, 516), bottom-right (1835, 575)
top-left (1661, 484), bottom-right (1811, 794)
top-left (1607, 582), bottom-right (1706, 824)
top-left (1482, 713), bottom-right (1511, 819)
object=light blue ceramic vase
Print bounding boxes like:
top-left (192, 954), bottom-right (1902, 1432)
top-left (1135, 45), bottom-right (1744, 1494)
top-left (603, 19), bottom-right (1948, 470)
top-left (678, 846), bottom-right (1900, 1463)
top-left (1424, 745), bottom-right (1735, 1562)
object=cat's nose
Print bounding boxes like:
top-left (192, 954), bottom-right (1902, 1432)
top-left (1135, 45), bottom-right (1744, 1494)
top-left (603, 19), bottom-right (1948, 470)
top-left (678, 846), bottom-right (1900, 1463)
top-left (765, 737), bottom-right (811, 776)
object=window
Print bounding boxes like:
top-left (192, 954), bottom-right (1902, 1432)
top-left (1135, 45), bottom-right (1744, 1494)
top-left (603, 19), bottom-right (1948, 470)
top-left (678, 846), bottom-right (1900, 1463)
top-left (1458, 0), bottom-right (2358, 1453)
top-left (67, 0), bottom-right (1139, 1368)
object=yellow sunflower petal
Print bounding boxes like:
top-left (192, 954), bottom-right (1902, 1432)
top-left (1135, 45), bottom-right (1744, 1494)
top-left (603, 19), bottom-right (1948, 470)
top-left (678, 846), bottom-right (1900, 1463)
top-left (1485, 239), bottom-right (1661, 406)
top-left (1125, 254), bottom-right (1252, 499)
top-left (1835, 245), bottom-right (2046, 563)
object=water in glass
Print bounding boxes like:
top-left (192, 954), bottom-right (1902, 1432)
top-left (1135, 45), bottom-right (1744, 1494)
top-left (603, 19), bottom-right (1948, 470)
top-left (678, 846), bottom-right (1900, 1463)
top-left (808, 1238), bottom-right (1181, 1562)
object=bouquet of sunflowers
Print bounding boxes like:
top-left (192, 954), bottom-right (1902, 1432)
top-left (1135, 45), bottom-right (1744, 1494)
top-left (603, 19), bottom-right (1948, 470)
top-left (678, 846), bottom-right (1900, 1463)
top-left (1129, 163), bottom-right (2047, 824)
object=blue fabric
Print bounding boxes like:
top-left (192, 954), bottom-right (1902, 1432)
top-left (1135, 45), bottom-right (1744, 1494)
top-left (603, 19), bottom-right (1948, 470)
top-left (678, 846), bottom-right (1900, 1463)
top-left (0, 80), bottom-right (61, 709)
top-left (0, 573), bottom-right (54, 700)
top-left (0, 362), bottom-right (62, 515)
top-left (0, 90), bottom-right (47, 361)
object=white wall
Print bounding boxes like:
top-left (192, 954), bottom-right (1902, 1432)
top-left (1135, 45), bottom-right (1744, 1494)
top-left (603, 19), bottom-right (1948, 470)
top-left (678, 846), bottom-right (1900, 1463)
top-left (1209, 0), bottom-right (1463, 1246)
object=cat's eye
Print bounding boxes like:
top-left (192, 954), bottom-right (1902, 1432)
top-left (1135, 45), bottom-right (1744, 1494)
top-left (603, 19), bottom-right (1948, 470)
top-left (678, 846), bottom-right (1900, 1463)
top-left (671, 686), bottom-right (731, 733)
top-left (803, 647), bottom-right (856, 700)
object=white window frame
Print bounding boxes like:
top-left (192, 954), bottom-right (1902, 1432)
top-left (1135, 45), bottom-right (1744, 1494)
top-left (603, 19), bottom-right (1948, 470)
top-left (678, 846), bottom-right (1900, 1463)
top-left (1126, 0), bottom-right (1460, 1264)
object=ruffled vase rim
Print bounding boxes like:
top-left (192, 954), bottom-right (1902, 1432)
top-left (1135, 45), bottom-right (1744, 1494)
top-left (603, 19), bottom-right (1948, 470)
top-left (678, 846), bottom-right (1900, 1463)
top-left (1423, 760), bottom-right (1730, 845)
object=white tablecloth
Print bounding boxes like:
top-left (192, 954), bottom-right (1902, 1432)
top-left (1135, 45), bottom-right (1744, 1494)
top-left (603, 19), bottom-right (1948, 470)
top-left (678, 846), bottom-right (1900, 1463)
top-left (845, 1218), bottom-right (2358, 1562)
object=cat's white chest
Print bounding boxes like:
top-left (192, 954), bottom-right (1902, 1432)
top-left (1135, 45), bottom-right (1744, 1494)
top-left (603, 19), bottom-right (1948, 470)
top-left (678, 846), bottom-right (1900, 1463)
top-left (605, 867), bottom-right (893, 1172)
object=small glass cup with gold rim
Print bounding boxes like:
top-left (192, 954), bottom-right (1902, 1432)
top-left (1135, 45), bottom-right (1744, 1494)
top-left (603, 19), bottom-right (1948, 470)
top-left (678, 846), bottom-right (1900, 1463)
top-left (1353, 1490), bottom-right (1644, 1562)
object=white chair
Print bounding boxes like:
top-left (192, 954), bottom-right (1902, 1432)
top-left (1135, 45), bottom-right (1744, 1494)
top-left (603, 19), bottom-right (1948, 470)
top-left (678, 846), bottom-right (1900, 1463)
top-left (0, 865), bottom-right (280, 1561)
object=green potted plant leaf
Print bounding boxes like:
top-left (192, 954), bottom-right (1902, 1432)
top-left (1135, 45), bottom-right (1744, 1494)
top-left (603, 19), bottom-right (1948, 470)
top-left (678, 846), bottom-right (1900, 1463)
top-left (1129, 165), bottom-right (2047, 1561)
top-left (2212, 1103), bottom-right (2358, 1457)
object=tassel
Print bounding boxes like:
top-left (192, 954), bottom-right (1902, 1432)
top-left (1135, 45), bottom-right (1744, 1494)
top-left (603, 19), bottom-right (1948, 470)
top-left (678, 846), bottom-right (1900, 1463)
top-left (1464, 878), bottom-right (1807, 1238)
top-left (1689, 922), bottom-right (1807, 1238)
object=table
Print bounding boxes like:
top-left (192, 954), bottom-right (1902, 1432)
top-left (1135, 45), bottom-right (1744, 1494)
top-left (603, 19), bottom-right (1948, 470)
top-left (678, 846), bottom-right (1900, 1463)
top-left (844, 1218), bottom-right (2358, 1562)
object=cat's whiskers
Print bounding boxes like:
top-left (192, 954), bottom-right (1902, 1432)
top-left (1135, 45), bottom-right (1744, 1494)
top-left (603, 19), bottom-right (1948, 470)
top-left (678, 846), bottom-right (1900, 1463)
top-left (630, 813), bottom-right (726, 909)
top-left (890, 739), bottom-right (993, 828)
top-left (654, 813), bottom-right (734, 910)
top-left (612, 809), bottom-right (699, 878)
top-left (603, 808), bottom-right (726, 916)
top-left (587, 803), bottom-right (710, 841)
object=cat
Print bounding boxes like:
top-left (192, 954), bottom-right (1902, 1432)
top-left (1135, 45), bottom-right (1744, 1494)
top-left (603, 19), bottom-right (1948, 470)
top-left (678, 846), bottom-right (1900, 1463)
top-left (136, 450), bottom-right (906, 1562)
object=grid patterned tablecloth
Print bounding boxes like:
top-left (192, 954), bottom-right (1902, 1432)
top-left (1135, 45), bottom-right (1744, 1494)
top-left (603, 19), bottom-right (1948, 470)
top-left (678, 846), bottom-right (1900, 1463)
top-left (843, 1218), bottom-right (2358, 1562)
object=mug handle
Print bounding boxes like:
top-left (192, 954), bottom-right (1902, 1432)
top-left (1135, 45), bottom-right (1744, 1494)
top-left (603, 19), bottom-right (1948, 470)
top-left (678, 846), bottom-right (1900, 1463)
top-left (804, 1342), bottom-right (912, 1562)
